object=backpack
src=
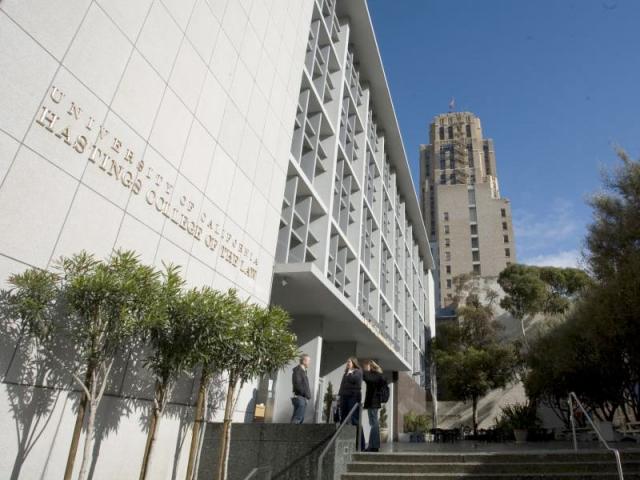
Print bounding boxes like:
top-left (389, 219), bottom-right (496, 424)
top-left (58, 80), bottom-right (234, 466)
top-left (379, 380), bottom-right (390, 403)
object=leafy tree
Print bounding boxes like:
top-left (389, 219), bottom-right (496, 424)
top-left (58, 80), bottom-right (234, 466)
top-left (433, 293), bottom-right (517, 435)
top-left (498, 264), bottom-right (590, 344)
top-left (215, 302), bottom-right (298, 480)
top-left (584, 148), bottom-right (640, 420)
top-left (523, 149), bottom-right (640, 423)
top-left (138, 265), bottom-right (195, 480)
top-left (184, 288), bottom-right (240, 480)
top-left (58, 250), bottom-right (160, 480)
top-left (4, 269), bottom-right (62, 480)
top-left (5, 251), bottom-right (159, 480)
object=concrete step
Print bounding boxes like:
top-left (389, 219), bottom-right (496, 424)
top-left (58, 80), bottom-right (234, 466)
top-left (347, 460), bottom-right (640, 474)
top-left (342, 474), bottom-right (640, 479)
top-left (351, 451), bottom-right (640, 464)
top-left (342, 451), bottom-right (640, 479)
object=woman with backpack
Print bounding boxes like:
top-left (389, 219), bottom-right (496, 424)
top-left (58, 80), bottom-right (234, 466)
top-left (363, 360), bottom-right (388, 452)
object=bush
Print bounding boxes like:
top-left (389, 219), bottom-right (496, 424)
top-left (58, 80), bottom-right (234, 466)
top-left (499, 403), bottom-right (540, 430)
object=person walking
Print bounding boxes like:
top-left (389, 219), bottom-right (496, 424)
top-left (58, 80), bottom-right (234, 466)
top-left (291, 354), bottom-right (311, 424)
top-left (338, 357), bottom-right (365, 450)
top-left (363, 360), bottom-right (386, 452)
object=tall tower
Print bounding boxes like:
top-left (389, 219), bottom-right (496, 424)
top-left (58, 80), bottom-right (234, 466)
top-left (420, 112), bottom-right (516, 308)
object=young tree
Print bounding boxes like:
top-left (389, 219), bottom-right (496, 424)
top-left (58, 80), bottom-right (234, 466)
top-left (4, 268), bottom-right (62, 480)
top-left (184, 288), bottom-right (239, 480)
top-left (57, 250), bottom-right (160, 480)
top-left (215, 301), bottom-right (298, 480)
top-left (4, 251), bottom-right (160, 480)
top-left (138, 265), bottom-right (195, 480)
top-left (433, 294), bottom-right (517, 435)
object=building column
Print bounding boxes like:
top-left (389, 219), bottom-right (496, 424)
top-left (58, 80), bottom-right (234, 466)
top-left (270, 317), bottom-right (324, 423)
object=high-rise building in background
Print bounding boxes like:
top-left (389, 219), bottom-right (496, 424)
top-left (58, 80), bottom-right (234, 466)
top-left (420, 112), bottom-right (515, 308)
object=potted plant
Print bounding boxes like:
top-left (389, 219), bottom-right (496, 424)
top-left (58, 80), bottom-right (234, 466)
top-left (414, 414), bottom-right (431, 443)
top-left (379, 405), bottom-right (389, 443)
top-left (323, 381), bottom-right (334, 423)
top-left (500, 403), bottom-right (539, 443)
top-left (403, 411), bottom-right (417, 442)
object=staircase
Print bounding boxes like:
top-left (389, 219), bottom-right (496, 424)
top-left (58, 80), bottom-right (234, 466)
top-left (342, 450), bottom-right (640, 479)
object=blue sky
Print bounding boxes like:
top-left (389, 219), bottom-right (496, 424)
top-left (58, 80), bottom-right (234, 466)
top-left (367, 0), bottom-right (640, 268)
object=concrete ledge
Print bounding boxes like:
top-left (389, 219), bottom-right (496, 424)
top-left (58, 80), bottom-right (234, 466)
top-left (197, 423), bottom-right (357, 480)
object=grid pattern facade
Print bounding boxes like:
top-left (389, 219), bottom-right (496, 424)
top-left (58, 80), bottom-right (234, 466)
top-left (276, 0), bottom-right (430, 370)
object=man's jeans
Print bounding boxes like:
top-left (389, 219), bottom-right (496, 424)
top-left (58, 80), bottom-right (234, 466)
top-left (290, 396), bottom-right (307, 424)
top-left (367, 408), bottom-right (380, 450)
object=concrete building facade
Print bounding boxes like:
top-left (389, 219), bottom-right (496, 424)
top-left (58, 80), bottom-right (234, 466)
top-left (267, 0), bottom-right (436, 432)
top-left (420, 112), bottom-right (515, 308)
top-left (0, 0), bottom-right (435, 478)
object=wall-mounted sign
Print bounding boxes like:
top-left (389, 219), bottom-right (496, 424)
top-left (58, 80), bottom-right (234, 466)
top-left (34, 85), bottom-right (258, 280)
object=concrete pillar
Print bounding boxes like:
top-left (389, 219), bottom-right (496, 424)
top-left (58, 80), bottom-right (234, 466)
top-left (271, 317), bottom-right (324, 423)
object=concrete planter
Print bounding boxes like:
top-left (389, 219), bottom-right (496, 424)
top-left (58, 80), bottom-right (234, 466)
top-left (514, 429), bottom-right (528, 443)
top-left (380, 427), bottom-right (389, 443)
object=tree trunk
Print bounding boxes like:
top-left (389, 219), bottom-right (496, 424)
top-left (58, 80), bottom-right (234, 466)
top-left (77, 370), bottom-right (98, 480)
top-left (186, 370), bottom-right (209, 480)
top-left (140, 380), bottom-right (168, 480)
top-left (216, 378), bottom-right (236, 480)
top-left (472, 395), bottom-right (478, 437)
top-left (63, 368), bottom-right (92, 480)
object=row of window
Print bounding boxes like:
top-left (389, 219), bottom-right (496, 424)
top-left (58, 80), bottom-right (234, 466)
top-left (438, 124), bottom-right (473, 140)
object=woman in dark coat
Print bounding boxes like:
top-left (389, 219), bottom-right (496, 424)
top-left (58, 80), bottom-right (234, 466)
top-left (363, 360), bottom-right (385, 452)
top-left (338, 357), bottom-right (365, 450)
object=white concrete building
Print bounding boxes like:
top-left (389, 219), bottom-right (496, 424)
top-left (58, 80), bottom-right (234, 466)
top-left (0, 0), bottom-right (435, 478)
top-left (267, 1), bottom-right (436, 434)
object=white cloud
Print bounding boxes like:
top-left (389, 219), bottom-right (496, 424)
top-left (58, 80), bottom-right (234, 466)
top-left (521, 249), bottom-right (583, 268)
top-left (512, 198), bottom-right (578, 249)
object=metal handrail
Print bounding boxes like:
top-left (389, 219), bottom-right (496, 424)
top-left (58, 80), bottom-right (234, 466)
top-left (568, 392), bottom-right (624, 480)
top-left (316, 402), bottom-right (361, 480)
top-left (243, 466), bottom-right (272, 480)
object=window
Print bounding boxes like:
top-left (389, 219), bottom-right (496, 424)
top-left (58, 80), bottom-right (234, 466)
top-left (471, 237), bottom-right (479, 248)
top-left (440, 173), bottom-right (446, 184)
top-left (446, 265), bottom-right (451, 274)
top-left (467, 188), bottom-right (476, 205)
top-left (468, 145), bottom-right (474, 168)
top-left (445, 251), bottom-right (451, 261)
top-left (443, 212), bottom-right (449, 221)
top-left (501, 208), bottom-right (506, 218)
top-left (439, 126), bottom-right (444, 140)
top-left (449, 173), bottom-right (456, 184)
top-left (472, 251), bottom-right (480, 262)
top-left (469, 207), bottom-right (477, 222)
top-left (470, 174), bottom-right (476, 184)
top-left (445, 238), bottom-right (450, 247)
top-left (504, 234), bottom-right (509, 243)
top-left (444, 225), bottom-right (450, 234)
top-left (446, 279), bottom-right (452, 289)
top-left (470, 224), bottom-right (478, 235)
top-left (473, 264), bottom-right (481, 275)
top-left (505, 248), bottom-right (511, 257)
top-left (484, 145), bottom-right (492, 174)
top-left (439, 150), bottom-right (446, 170)
top-left (466, 124), bottom-right (471, 137)
top-left (447, 126), bottom-right (453, 138)
top-left (502, 221), bottom-right (508, 230)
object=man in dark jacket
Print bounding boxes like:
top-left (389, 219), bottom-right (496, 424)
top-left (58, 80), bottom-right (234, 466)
top-left (291, 354), bottom-right (311, 423)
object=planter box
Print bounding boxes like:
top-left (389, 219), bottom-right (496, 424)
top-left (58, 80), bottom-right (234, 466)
top-left (514, 429), bottom-right (528, 443)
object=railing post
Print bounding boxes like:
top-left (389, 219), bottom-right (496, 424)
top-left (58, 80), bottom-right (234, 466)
top-left (568, 394), bottom-right (578, 452)
top-left (357, 402), bottom-right (363, 451)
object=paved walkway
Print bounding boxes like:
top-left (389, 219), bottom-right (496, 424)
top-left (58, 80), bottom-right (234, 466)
top-left (380, 440), bottom-right (640, 454)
